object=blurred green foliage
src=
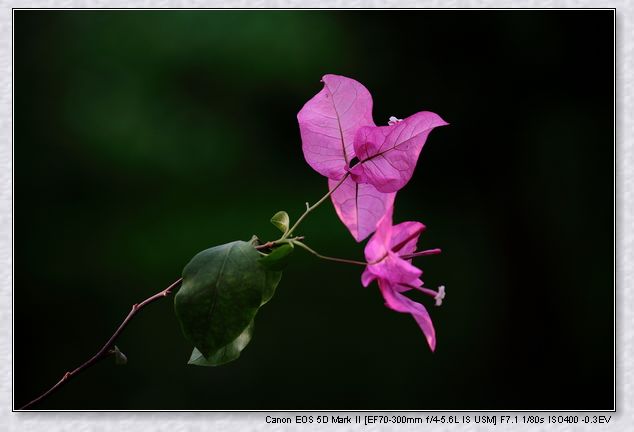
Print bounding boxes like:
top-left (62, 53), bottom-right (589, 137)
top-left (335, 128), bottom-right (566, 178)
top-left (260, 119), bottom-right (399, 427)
top-left (15, 10), bottom-right (613, 409)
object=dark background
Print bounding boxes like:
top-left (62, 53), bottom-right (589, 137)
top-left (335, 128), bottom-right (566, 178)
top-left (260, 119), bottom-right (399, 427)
top-left (14, 10), bottom-right (614, 410)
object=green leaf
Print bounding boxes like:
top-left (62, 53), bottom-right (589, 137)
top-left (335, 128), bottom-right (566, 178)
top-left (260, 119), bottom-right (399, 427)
top-left (270, 211), bottom-right (290, 234)
top-left (258, 243), bottom-right (294, 271)
top-left (174, 240), bottom-right (282, 360)
top-left (188, 320), bottom-right (254, 366)
top-left (261, 269), bottom-right (282, 306)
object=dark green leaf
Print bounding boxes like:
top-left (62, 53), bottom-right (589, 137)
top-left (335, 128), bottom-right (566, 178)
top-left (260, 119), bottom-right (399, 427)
top-left (188, 320), bottom-right (254, 366)
top-left (261, 267), bottom-right (282, 306)
top-left (270, 211), bottom-right (290, 234)
top-left (174, 240), bottom-right (282, 360)
top-left (258, 243), bottom-right (294, 271)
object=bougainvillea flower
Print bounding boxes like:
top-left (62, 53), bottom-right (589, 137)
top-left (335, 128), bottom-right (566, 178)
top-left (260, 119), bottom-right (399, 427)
top-left (329, 176), bottom-right (396, 242)
top-left (297, 74), bottom-right (374, 180)
top-left (361, 205), bottom-right (444, 351)
top-left (361, 205), bottom-right (425, 288)
top-left (297, 74), bottom-right (446, 241)
top-left (350, 111), bottom-right (449, 193)
top-left (296, 74), bottom-right (391, 242)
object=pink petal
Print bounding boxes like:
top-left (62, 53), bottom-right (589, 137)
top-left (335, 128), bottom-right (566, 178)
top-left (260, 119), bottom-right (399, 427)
top-left (361, 267), bottom-right (375, 287)
top-left (329, 177), bottom-right (395, 242)
top-left (363, 204), bottom-right (394, 262)
top-left (362, 205), bottom-right (423, 286)
top-left (350, 111), bottom-right (448, 192)
top-left (365, 251), bottom-right (423, 287)
top-left (298, 74), bottom-right (375, 180)
top-left (378, 280), bottom-right (436, 351)
top-left (390, 221), bottom-right (425, 257)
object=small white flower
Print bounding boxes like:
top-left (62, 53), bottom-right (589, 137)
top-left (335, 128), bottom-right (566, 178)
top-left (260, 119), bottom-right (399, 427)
top-left (434, 285), bottom-right (446, 306)
top-left (388, 116), bottom-right (403, 126)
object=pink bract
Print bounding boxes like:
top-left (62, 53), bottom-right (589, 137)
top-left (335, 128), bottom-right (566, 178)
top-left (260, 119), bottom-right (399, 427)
top-left (361, 206), bottom-right (425, 288)
top-left (361, 205), bottom-right (437, 351)
top-left (328, 176), bottom-right (396, 242)
top-left (297, 74), bottom-right (374, 180)
top-left (297, 74), bottom-right (446, 242)
top-left (350, 111), bottom-right (449, 193)
top-left (378, 280), bottom-right (436, 351)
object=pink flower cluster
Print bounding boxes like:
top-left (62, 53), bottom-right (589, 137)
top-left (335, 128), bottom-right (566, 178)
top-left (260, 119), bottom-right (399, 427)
top-left (298, 74), bottom-right (447, 241)
top-left (361, 205), bottom-right (444, 351)
top-left (297, 74), bottom-right (447, 351)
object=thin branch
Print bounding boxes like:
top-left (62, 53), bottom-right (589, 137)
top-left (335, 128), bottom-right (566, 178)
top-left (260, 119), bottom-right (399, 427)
top-left (293, 240), bottom-right (368, 266)
top-left (254, 236), bottom-right (304, 251)
top-left (284, 172), bottom-right (350, 239)
top-left (293, 241), bottom-right (441, 267)
top-left (254, 241), bottom-right (276, 250)
top-left (18, 277), bottom-right (183, 410)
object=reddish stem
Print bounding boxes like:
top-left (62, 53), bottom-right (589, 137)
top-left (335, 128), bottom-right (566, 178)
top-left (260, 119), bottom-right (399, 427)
top-left (18, 277), bottom-right (183, 410)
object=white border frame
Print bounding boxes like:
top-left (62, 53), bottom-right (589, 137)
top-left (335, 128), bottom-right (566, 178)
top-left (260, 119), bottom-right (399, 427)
top-left (3, 2), bottom-right (629, 431)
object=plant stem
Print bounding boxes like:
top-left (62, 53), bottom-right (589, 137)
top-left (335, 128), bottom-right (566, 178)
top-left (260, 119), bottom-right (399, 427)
top-left (292, 239), bottom-right (442, 268)
top-left (254, 237), bottom-right (304, 251)
top-left (18, 277), bottom-right (183, 410)
top-left (283, 172), bottom-right (350, 239)
top-left (292, 240), bottom-right (368, 266)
